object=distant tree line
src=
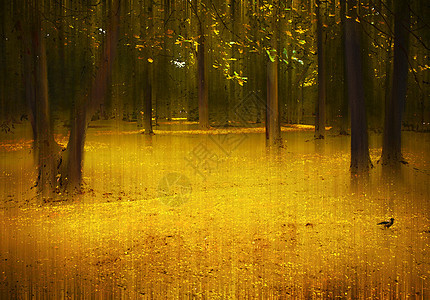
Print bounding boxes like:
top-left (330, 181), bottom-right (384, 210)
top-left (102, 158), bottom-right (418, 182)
top-left (0, 0), bottom-right (428, 196)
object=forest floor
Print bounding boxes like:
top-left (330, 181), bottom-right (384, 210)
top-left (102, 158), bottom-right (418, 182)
top-left (0, 121), bottom-right (429, 298)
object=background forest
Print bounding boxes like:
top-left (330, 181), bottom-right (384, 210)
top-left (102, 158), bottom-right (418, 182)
top-left (1, 0), bottom-right (429, 193)
top-left (1, 0), bottom-right (430, 298)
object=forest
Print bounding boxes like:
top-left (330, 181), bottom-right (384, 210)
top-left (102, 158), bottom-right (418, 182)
top-left (0, 0), bottom-right (429, 298)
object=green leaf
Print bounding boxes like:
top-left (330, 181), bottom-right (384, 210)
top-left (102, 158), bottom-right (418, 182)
top-left (266, 49), bottom-right (276, 62)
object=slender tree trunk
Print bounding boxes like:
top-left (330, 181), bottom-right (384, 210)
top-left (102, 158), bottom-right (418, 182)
top-left (225, 0), bottom-right (236, 126)
top-left (286, 49), bottom-right (293, 124)
top-left (339, 0), bottom-right (349, 135)
top-left (345, 16), bottom-right (371, 173)
top-left (143, 60), bottom-right (153, 134)
top-left (315, 0), bottom-right (326, 139)
top-left (0, 2), bottom-right (6, 122)
top-left (198, 26), bottom-right (209, 129)
top-left (266, 57), bottom-right (280, 145)
top-left (266, 1), bottom-right (281, 146)
top-left (381, 0), bottom-right (410, 165)
top-left (143, 0), bottom-right (153, 134)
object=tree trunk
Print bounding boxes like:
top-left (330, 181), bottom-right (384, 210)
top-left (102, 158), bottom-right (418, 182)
top-left (32, 14), bottom-right (60, 198)
top-left (19, 4), bottom-right (61, 199)
top-left (143, 0), bottom-right (154, 134)
top-left (339, 0), bottom-right (349, 135)
top-left (315, 0), bottom-right (326, 139)
top-left (143, 60), bottom-right (153, 134)
top-left (345, 17), bottom-right (372, 173)
top-left (198, 27), bottom-right (209, 129)
top-left (63, 0), bottom-right (121, 191)
top-left (381, 0), bottom-right (410, 165)
top-left (266, 58), bottom-right (280, 145)
top-left (266, 3), bottom-right (281, 146)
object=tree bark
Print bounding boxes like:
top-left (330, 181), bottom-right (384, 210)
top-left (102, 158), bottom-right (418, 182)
top-left (381, 0), bottom-right (410, 165)
top-left (266, 1), bottom-right (281, 146)
top-left (143, 0), bottom-right (154, 134)
top-left (19, 4), bottom-right (61, 199)
top-left (63, 0), bottom-right (121, 191)
top-left (198, 26), bottom-right (209, 129)
top-left (344, 16), bottom-right (372, 173)
top-left (33, 14), bottom-right (60, 198)
top-left (338, 0), bottom-right (349, 135)
top-left (143, 60), bottom-right (153, 134)
top-left (315, 0), bottom-right (326, 139)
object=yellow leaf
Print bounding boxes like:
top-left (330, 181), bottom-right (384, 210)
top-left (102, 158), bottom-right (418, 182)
top-left (148, 58), bottom-right (153, 63)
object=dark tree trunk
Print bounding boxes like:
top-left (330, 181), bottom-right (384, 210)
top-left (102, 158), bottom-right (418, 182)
top-left (198, 27), bottom-right (209, 129)
top-left (381, 0), bottom-right (410, 165)
top-left (63, 0), bottom-right (121, 191)
top-left (266, 3), bottom-right (281, 146)
top-left (315, 0), bottom-right (326, 139)
top-left (19, 5), bottom-right (61, 199)
top-left (344, 17), bottom-right (372, 173)
top-left (66, 106), bottom-right (86, 191)
top-left (286, 49), bottom-right (293, 124)
top-left (266, 57), bottom-right (280, 145)
top-left (143, 0), bottom-right (153, 135)
top-left (339, 0), bottom-right (349, 135)
top-left (32, 16), bottom-right (60, 198)
top-left (143, 61), bottom-right (153, 135)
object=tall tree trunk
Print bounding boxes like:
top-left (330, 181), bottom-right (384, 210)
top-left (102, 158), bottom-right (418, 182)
top-left (32, 11), bottom-right (60, 198)
top-left (198, 25), bottom-right (209, 129)
top-left (143, 60), bottom-right (153, 134)
top-left (143, 0), bottom-right (154, 134)
top-left (64, 0), bottom-right (121, 191)
top-left (315, 0), bottom-right (326, 139)
top-left (339, 0), bottom-right (349, 135)
top-left (19, 3), bottom-right (61, 199)
top-left (344, 10), bottom-right (371, 173)
top-left (0, 1), bottom-right (6, 122)
top-left (225, 0), bottom-right (236, 126)
top-left (266, 0), bottom-right (281, 146)
top-left (381, 0), bottom-right (410, 165)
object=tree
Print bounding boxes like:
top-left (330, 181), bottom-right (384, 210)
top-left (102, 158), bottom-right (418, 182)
top-left (265, 0), bottom-right (281, 146)
top-left (381, 0), bottom-right (410, 165)
top-left (63, 0), bottom-right (121, 191)
top-left (197, 4), bottom-right (209, 130)
top-left (142, 0), bottom-right (154, 135)
top-left (20, 3), bottom-right (59, 198)
top-left (315, 0), bottom-right (326, 139)
top-left (344, 1), bottom-right (372, 173)
top-left (21, 0), bottom-right (122, 196)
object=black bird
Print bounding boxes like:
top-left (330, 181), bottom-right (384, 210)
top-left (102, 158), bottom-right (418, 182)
top-left (377, 218), bottom-right (394, 228)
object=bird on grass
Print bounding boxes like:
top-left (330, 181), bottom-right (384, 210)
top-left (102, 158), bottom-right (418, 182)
top-left (377, 218), bottom-right (394, 228)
